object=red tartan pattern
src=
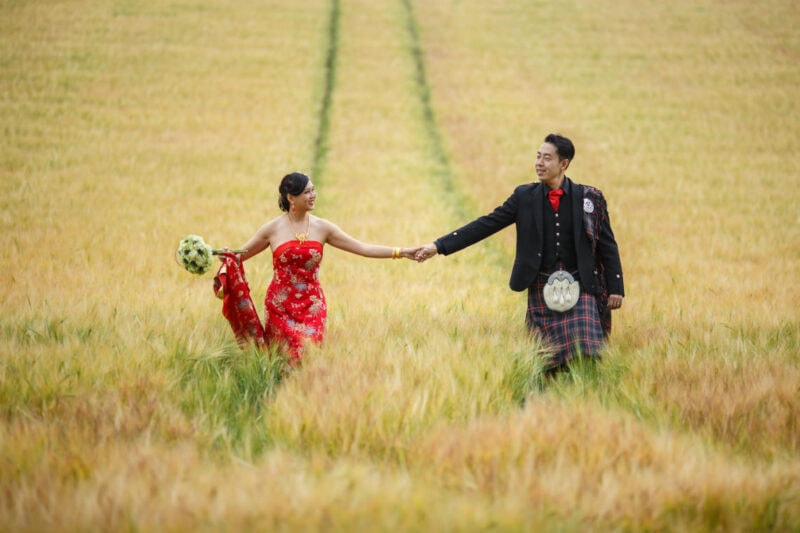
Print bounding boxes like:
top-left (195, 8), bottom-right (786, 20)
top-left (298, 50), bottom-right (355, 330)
top-left (264, 240), bottom-right (327, 362)
top-left (582, 186), bottom-right (612, 336)
top-left (526, 275), bottom-right (604, 368)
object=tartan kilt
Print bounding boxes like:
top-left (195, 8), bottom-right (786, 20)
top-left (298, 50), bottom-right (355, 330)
top-left (526, 275), bottom-right (605, 367)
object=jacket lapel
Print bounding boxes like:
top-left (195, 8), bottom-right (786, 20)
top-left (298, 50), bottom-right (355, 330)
top-left (532, 182), bottom-right (544, 242)
top-left (569, 178), bottom-right (588, 254)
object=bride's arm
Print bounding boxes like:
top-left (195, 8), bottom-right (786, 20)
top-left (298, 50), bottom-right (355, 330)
top-left (320, 219), bottom-right (417, 259)
top-left (237, 220), bottom-right (275, 261)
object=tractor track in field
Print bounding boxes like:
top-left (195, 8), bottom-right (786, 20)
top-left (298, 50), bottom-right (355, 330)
top-left (312, 0), bottom-right (512, 269)
top-left (311, 0), bottom-right (340, 181)
top-left (400, 0), bottom-right (464, 219)
top-left (401, 0), bottom-right (512, 268)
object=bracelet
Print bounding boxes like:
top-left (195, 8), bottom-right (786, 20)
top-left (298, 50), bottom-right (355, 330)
top-left (392, 247), bottom-right (400, 259)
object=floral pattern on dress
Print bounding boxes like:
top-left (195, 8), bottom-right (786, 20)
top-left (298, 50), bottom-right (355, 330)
top-left (265, 240), bottom-right (326, 362)
top-left (213, 252), bottom-right (267, 349)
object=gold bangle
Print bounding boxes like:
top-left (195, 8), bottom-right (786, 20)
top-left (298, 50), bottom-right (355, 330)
top-left (392, 247), bottom-right (400, 259)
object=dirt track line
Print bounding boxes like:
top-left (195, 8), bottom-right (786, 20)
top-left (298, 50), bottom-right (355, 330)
top-left (311, 0), bottom-right (340, 181)
top-left (400, 0), bottom-right (463, 219)
top-left (401, 0), bottom-right (511, 266)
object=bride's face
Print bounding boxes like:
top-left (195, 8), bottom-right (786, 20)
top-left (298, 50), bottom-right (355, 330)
top-left (290, 181), bottom-right (317, 211)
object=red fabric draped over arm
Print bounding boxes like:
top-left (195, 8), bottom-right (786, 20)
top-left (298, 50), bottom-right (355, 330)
top-left (213, 252), bottom-right (267, 349)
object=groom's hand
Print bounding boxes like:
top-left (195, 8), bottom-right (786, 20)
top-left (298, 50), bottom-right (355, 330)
top-left (414, 243), bottom-right (438, 262)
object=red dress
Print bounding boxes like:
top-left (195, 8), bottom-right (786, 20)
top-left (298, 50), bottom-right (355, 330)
top-left (264, 240), bottom-right (327, 361)
top-left (213, 252), bottom-right (267, 350)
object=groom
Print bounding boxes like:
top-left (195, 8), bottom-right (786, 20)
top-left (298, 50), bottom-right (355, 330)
top-left (416, 133), bottom-right (624, 373)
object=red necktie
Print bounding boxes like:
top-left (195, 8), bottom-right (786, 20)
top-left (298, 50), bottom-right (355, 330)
top-left (548, 188), bottom-right (564, 211)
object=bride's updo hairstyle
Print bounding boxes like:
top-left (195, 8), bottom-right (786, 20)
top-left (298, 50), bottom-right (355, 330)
top-left (278, 172), bottom-right (310, 212)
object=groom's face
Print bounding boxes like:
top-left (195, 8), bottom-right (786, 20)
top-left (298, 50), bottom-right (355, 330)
top-left (535, 143), bottom-right (568, 185)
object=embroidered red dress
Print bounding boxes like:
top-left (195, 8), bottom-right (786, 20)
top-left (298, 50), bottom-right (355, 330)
top-left (264, 240), bottom-right (327, 361)
top-left (213, 252), bottom-right (267, 349)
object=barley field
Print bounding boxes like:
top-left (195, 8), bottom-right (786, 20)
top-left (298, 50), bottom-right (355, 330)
top-left (1, 0), bottom-right (799, 530)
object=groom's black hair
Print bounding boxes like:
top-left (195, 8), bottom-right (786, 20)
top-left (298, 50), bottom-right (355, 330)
top-left (544, 133), bottom-right (575, 163)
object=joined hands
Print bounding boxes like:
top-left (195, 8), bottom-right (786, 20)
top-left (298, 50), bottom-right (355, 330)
top-left (414, 243), bottom-right (438, 263)
top-left (394, 244), bottom-right (438, 262)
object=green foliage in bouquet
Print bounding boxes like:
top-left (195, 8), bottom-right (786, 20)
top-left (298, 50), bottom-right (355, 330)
top-left (176, 235), bottom-right (215, 275)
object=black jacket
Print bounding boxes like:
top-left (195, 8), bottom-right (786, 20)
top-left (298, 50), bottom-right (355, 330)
top-left (434, 177), bottom-right (624, 297)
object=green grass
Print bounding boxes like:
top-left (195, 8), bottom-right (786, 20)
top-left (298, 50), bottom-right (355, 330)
top-left (171, 341), bottom-right (290, 456)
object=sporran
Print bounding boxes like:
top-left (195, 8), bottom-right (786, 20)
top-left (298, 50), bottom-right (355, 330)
top-left (543, 270), bottom-right (580, 312)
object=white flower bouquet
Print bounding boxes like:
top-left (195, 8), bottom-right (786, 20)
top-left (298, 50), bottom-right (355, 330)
top-left (176, 234), bottom-right (245, 275)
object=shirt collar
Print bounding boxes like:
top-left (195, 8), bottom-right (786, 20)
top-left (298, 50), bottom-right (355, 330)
top-left (544, 177), bottom-right (571, 195)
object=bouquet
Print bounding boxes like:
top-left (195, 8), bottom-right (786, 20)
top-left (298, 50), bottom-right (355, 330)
top-left (175, 234), bottom-right (245, 275)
